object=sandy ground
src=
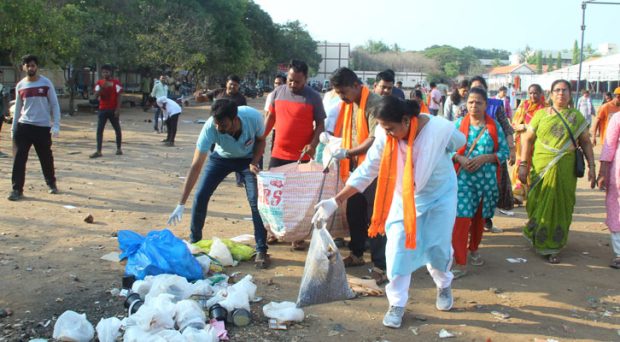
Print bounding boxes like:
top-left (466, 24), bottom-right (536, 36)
top-left (0, 96), bottom-right (619, 342)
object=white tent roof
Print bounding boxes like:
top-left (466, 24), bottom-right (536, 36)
top-left (544, 53), bottom-right (620, 82)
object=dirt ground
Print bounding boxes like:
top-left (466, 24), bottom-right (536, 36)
top-left (0, 95), bottom-right (619, 342)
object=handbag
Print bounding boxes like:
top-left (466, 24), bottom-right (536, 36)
top-left (552, 107), bottom-right (585, 178)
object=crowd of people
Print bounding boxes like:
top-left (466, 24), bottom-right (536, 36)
top-left (4, 54), bottom-right (620, 330)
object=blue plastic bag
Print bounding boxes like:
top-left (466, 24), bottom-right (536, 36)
top-left (118, 229), bottom-right (203, 281)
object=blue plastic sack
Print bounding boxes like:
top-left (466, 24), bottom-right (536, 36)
top-left (118, 229), bottom-right (203, 281)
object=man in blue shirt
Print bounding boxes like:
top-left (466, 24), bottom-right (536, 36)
top-left (167, 99), bottom-right (270, 268)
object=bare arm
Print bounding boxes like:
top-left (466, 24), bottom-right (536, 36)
top-left (251, 135), bottom-right (266, 167)
top-left (178, 149), bottom-right (208, 205)
top-left (263, 111), bottom-right (275, 139)
top-left (347, 137), bottom-right (375, 157)
top-left (579, 130), bottom-right (596, 188)
top-left (334, 185), bottom-right (360, 206)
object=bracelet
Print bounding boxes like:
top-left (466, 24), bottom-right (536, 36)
top-left (519, 160), bottom-right (528, 166)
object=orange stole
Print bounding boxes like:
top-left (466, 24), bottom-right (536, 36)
top-left (333, 86), bottom-right (371, 182)
top-left (454, 113), bottom-right (500, 182)
top-left (368, 117), bottom-right (419, 249)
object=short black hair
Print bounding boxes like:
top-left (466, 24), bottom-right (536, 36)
top-left (275, 74), bottom-right (286, 83)
top-left (289, 59), bottom-right (308, 77)
top-left (468, 87), bottom-right (488, 103)
top-left (374, 96), bottom-right (420, 123)
top-left (226, 74), bottom-right (241, 84)
top-left (21, 54), bottom-right (38, 65)
top-left (376, 70), bottom-right (395, 84)
top-left (470, 76), bottom-right (487, 90)
top-left (498, 86), bottom-right (507, 92)
top-left (211, 99), bottom-right (238, 121)
top-left (430, 82), bottom-right (437, 88)
top-left (330, 67), bottom-right (359, 88)
top-left (101, 64), bottom-right (113, 72)
top-left (384, 69), bottom-right (396, 77)
top-left (396, 81), bottom-right (402, 85)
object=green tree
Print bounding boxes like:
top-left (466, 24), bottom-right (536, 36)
top-left (535, 50), bottom-right (543, 74)
top-left (556, 52), bottom-right (562, 69)
top-left (274, 21), bottom-right (321, 75)
top-left (572, 39), bottom-right (580, 64)
top-left (364, 40), bottom-right (391, 54)
top-left (423, 45), bottom-right (476, 76)
top-left (492, 58), bottom-right (502, 67)
top-left (444, 61), bottom-right (461, 78)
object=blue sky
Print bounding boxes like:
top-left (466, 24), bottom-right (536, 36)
top-left (254, 0), bottom-right (618, 53)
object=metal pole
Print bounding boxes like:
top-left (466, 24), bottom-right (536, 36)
top-left (577, 1), bottom-right (586, 94)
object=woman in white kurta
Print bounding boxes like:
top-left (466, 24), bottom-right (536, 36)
top-left (313, 96), bottom-right (465, 329)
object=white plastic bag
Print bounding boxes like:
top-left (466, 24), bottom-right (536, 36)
top-left (218, 286), bottom-right (250, 312)
top-left (195, 255), bottom-right (212, 274)
top-left (95, 317), bottom-right (122, 342)
top-left (190, 279), bottom-right (214, 297)
top-left (208, 238), bottom-right (234, 266)
top-left (144, 274), bottom-right (194, 303)
top-left (182, 326), bottom-right (218, 342)
top-left (263, 301), bottom-right (305, 322)
top-left (156, 329), bottom-right (186, 342)
top-left (124, 293), bottom-right (176, 331)
top-left (231, 275), bottom-right (257, 301)
top-left (175, 299), bottom-right (206, 331)
top-left (296, 228), bottom-right (355, 307)
top-left (52, 310), bottom-right (95, 342)
top-left (131, 278), bottom-right (153, 298)
top-left (123, 326), bottom-right (161, 342)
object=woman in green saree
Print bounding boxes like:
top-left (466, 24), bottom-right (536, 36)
top-left (518, 79), bottom-right (596, 264)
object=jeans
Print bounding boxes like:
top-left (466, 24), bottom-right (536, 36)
top-left (96, 110), bottom-right (122, 151)
top-left (12, 123), bottom-right (56, 192)
top-left (165, 114), bottom-right (179, 143)
top-left (190, 153), bottom-right (267, 252)
top-left (346, 179), bottom-right (386, 270)
top-left (154, 107), bottom-right (163, 131)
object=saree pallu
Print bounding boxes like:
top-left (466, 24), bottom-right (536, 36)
top-left (524, 108), bottom-right (587, 255)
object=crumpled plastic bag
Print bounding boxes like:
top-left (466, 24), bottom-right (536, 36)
top-left (208, 238), bottom-right (234, 266)
top-left (194, 238), bottom-right (256, 261)
top-left (123, 326), bottom-right (160, 342)
top-left (175, 299), bottom-right (206, 331)
top-left (218, 286), bottom-right (250, 312)
top-left (118, 229), bottom-right (203, 281)
top-left (52, 310), bottom-right (95, 342)
top-left (190, 279), bottom-right (214, 297)
top-left (155, 329), bottom-right (185, 342)
top-left (182, 326), bottom-right (218, 342)
top-left (231, 274), bottom-right (257, 301)
top-left (263, 301), bottom-right (305, 322)
top-left (123, 293), bottom-right (176, 332)
top-left (296, 227), bottom-right (355, 307)
top-left (144, 274), bottom-right (194, 303)
top-left (95, 317), bottom-right (122, 342)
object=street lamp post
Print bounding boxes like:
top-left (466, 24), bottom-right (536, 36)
top-left (577, 1), bottom-right (620, 94)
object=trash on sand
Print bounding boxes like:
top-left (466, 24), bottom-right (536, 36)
top-left (194, 238), bottom-right (256, 262)
top-left (95, 317), bottom-right (122, 342)
top-left (175, 300), bottom-right (206, 331)
top-left (118, 229), bottom-right (203, 281)
top-left (263, 301), bottom-right (305, 322)
top-left (498, 209), bottom-right (515, 216)
top-left (230, 234), bottom-right (255, 245)
top-left (208, 238), bottom-right (235, 266)
top-left (63, 205), bottom-right (77, 210)
top-left (181, 326), bottom-right (218, 342)
top-left (209, 319), bottom-right (228, 340)
top-left (348, 275), bottom-right (385, 296)
top-left (491, 311), bottom-right (511, 319)
top-left (296, 227), bottom-right (355, 307)
top-left (506, 258), bottom-right (527, 264)
top-left (100, 252), bottom-right (121, 262)
top-left (52, 310), bottom-right (95, 342)
top-left (269, 318), bottom-right (288, 330)
top-left (438, 328), bottom-right (455, 338)
top-left (409, 326), bottom-right (419, 335)
top-left (194, 119), bottom-right (207, 124)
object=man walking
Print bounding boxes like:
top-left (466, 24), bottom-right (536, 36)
top-left (167, 99), bottom-right (270, 268)
top-left (9, 55), bottom-right (60, 201)
top-left (150, 75), bottom-right (168, 133)
top-left (90, 64), bottom-right (123, 158)
top-left (577, 90), bottom-right (595, 126)
top-left (428, 82), bottom-right (442, 116)
top-left (209, 75), bottom-right (247, 107)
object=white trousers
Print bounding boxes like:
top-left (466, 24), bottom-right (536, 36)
top-left (385, 262), bottom-right (454, 307)
top-left (612, 231), bottom-right (620, 256)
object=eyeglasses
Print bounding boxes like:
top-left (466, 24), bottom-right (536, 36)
top-left (552, 88), bottom-right (569, 94)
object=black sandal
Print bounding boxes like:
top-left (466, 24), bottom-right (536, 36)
top-left (547, 254), bottom-right (561, 264)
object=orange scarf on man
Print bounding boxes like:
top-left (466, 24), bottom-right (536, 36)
top-left (333, 86), bottom-right (371, 182)
top-left (368, 117), bottom-right (419, 249)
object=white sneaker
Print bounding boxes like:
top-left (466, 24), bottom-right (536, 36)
top-left (382, 306), bottom-right (405, 328)
top-left (436, 286), bottom-right (453, 311)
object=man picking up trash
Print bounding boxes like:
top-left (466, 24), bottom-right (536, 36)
top-left (167, 99), bottom-right (270, 268)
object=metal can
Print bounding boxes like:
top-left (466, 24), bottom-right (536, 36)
top-left (208, 304), bottom-right (228, 322)
top-left (230, 308), bottom-right (251, 327)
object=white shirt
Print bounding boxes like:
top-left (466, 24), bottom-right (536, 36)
top-left (156, 96), bottom-right (181, 119)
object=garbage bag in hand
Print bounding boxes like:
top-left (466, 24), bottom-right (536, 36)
top-left (296, 228), bottom-right (355, 307)
top-left (52, 310), bottom-right (95, 342)
top-left (118, 229), bottom-right (203, 281)
top-left (95, 317), bottom-right (122, 342)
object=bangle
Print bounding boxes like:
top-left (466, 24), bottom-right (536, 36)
top-left (519, 160), bottom-right (528, 166)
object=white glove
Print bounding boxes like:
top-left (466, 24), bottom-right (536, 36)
top-left (51, 126), bottom-right (60, 138)
top-left (332, 148), bottom-right (348, 161)
top-left (319, 132), bottom-right (332, 144)
top-left (311, 198), bottom-right (339, 225)
top-left (168, 204), bottom-right (185, 225)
